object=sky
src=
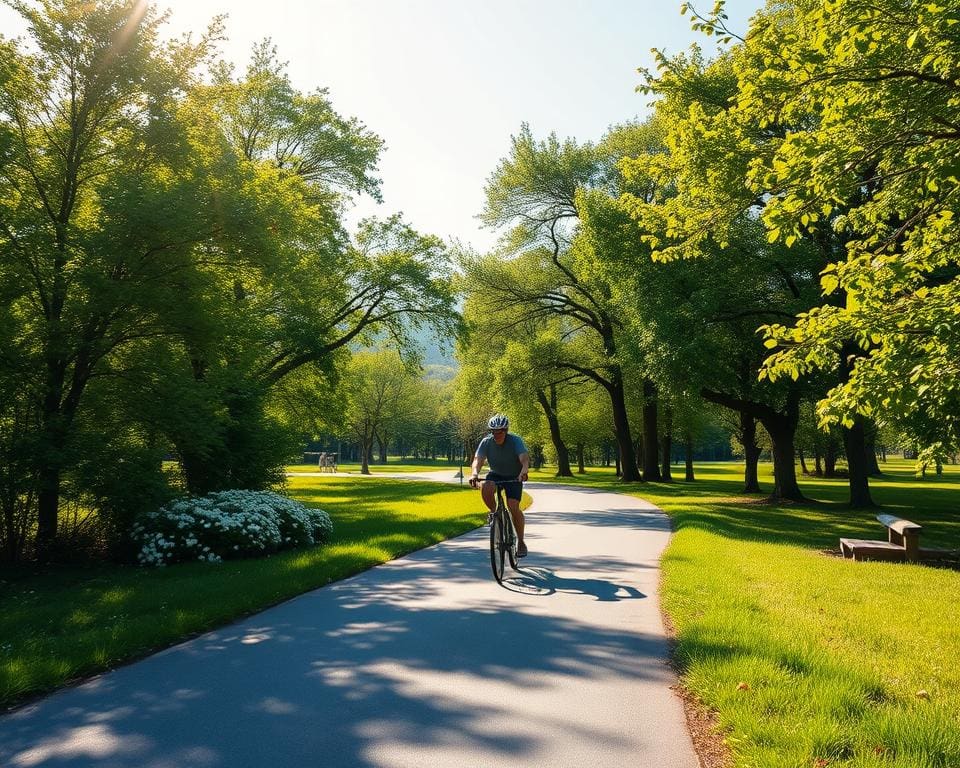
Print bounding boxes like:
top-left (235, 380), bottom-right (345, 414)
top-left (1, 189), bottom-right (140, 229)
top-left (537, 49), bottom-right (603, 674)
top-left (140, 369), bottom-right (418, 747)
top-left (0, 0), bottom-right (767, 252)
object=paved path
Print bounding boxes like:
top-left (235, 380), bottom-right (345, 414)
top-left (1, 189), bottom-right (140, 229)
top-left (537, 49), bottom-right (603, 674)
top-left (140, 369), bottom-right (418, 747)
top-left (0, 482), bottom-right (698, 768)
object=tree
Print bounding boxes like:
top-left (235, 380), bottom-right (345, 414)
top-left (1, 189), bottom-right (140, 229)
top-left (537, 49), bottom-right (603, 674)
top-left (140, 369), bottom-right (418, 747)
top-left (457, 289), bottom-right (579, 477)
top-left (0, 2), bottom-right (459, 561)
top-left (618, 37), bottom-right (876, 503)
top-left (213, 39), bottom-right (383, 208)
top-left (172, 42), bottom-right (457, 493)
top-left (723, 0), bottom-right (960, 464)
top-left (474, 125), bottom-right (647, 480)
top-left (0, 0), bottom-right (229, 555)
top-left (341, 350), bottom-right (423, 474)
top-left (559, 382), bottom-right (614, 473)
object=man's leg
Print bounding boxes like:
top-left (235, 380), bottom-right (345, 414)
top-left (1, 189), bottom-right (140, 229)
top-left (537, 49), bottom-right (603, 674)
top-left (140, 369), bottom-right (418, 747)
top-left (507, 497), bottom-right (525, 551)
top-left (480, 480), bottom-right (496, 514)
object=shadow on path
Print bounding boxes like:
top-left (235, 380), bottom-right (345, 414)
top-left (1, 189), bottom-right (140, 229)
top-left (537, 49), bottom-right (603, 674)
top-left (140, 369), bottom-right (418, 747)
top-left (502, 565), bottom-right (648, 601)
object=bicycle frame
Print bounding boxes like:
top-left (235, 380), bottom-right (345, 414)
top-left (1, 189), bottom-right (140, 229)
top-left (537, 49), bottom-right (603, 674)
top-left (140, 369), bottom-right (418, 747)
top-left (487, 481), bottom-right (519, 583)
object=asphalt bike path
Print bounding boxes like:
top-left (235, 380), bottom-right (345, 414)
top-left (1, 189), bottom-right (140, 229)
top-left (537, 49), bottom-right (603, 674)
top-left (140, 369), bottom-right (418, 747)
top-left (0, 477), bottom-right (699, 768)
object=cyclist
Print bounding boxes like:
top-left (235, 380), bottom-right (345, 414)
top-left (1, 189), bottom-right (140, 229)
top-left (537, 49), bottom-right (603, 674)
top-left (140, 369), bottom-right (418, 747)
top-left (469, 414), bottom-right (530, 557)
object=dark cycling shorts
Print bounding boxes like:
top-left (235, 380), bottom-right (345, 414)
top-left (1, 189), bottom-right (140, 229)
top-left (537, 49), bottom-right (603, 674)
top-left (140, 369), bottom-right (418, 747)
top-left (485, 472), bottom-right (522, 501)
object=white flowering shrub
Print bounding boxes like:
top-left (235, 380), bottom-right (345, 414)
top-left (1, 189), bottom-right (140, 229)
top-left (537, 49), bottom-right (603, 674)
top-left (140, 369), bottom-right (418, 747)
top-left (132, 490), bottom-right (333, 567)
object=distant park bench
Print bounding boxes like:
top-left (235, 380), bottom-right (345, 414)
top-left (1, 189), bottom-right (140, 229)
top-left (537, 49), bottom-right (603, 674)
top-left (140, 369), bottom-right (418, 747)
top-left (840, 514), bottom-right (956, 562)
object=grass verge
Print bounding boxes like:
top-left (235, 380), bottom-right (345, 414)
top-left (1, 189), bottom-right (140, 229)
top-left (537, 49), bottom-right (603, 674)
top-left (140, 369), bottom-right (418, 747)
top-left (532, 460), bottom-right (960, 768)
top-left (0, 476), bottom-right (483, 710)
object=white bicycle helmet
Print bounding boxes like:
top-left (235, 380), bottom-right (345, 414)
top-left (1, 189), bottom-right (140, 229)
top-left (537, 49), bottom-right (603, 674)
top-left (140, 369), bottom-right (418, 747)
top-left (488, 413), bottom-right (509, 430)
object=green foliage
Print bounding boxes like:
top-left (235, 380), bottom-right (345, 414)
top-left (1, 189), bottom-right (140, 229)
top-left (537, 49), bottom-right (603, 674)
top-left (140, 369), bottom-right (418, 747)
top-left (340, 349), bottom-right (432, 472)
top-left (0, 0), bottom-right (231, 555)
top-left (481, 122), bottom-right (600, 243)
top-left (211, 39), bottom-right (384, 205)
top-left (0, 2), bottom-right (458, 559)
top-left (653, 0), bottom-right (960, 453)
top-left (468, 123), bottom-right (655, 477)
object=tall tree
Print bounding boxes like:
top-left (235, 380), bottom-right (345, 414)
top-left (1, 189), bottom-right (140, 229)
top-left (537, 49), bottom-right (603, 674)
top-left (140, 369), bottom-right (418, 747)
top-left (475, 125), bottom-right (646, 480)
top-left (723, 0), bottom-right (960, 467)
top-left (171, 43), bottom-right (456, 493)
top-left (618, 44), bottom-right (859, 502)
top-left (0, 0), bottom-right (229, 555)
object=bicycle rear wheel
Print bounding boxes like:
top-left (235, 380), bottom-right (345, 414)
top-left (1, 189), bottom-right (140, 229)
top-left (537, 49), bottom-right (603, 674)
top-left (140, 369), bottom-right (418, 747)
top-left (489, 512), bottom-right (506, 582)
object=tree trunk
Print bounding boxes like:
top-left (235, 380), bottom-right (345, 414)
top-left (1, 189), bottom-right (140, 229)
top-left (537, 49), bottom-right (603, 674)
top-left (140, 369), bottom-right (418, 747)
top-left (376, 434), bottom-right (387, 464)
top-left (642, 379), bottom-right (662, 481)
top-left (609, 377), bottom-right (641, 481)
top-left (824, 440), bottom-right (837, 477)
top-left (360, 432), bottom-right (372, 475)
top-left (36, 371), bottom-right (68, 556)
top-left (36, 468), bottom-right (61, 558)
top-left (536, 387), bottom-right (572, 477)
top-left (577, 444), bottom-right (586, 474)
top-left (760, 391), bottom-right (805, 502)
top-left (766, 427), bottom-right (804, 501)
top-left (684, 431), bottom-right (695, 482)
top-left (530, 443), bottom-right (545, 469)
top-left (814, 448), bottom-right (823, 476)
top-left (799, 446), bottom-right (809, 475)
top-left (843, 418), bottom-right (874, 508)
top-left (864, 421), bottom-right (882, 476)
top-left (741, 411), bottom-right (762, 493)
top-left (660, 406), bottom-right (673, 482)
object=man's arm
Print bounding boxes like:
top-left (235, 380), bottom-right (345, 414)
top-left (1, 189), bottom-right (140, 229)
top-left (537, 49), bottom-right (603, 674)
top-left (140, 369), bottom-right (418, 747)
top-left (518, 452), bottom-right (529, 482)
top-left (469, 453), bottom-right (486, 487)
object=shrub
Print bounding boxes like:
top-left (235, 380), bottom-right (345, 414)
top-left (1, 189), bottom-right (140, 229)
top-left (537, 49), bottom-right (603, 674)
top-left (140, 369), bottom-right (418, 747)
top-left (132, 490), bottom-right (333, 566)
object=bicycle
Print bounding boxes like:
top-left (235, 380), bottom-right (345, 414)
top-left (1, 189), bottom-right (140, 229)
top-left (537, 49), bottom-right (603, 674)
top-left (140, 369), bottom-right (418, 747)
top-left (483, 478), bottom-right (520, 583)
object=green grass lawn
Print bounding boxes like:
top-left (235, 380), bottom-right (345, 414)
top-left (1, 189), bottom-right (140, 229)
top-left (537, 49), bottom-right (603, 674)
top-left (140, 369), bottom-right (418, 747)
top-left (532, 459), bottom-right (960, 768)
top-left (0, 476), bottom-right (485, 709)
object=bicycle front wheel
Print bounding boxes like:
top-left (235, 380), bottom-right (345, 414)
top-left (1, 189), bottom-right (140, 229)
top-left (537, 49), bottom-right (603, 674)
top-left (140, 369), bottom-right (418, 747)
top-left (506, 514), bottom-right (519, 570)
top-left (489, 513), bottom-right (506, 583)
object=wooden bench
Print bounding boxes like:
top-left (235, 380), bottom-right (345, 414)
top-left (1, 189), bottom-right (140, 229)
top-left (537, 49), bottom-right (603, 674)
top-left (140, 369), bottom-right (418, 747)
top-left (840, 514), bottom-right (922, 562)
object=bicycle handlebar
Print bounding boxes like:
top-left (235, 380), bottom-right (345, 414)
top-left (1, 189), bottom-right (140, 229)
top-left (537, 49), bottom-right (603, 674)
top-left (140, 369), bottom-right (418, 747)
top-left (469, 476), bottom-right (524, 487)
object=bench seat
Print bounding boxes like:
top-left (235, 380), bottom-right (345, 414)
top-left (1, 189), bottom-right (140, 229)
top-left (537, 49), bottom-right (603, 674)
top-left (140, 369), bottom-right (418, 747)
top-left (839, 538), bottom-right (908, 562)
